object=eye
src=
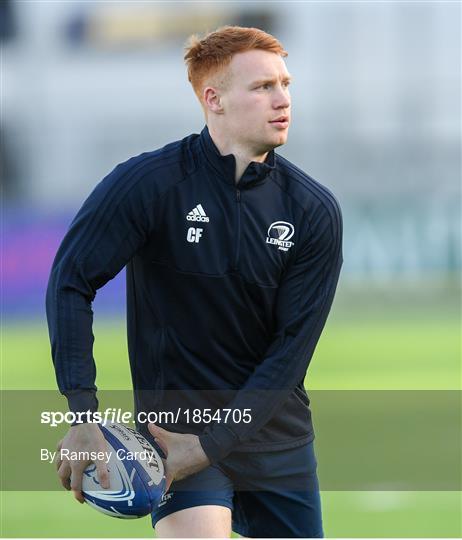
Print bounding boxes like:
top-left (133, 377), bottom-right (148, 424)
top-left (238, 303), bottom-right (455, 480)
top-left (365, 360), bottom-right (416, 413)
top-left (254, 83), bottom-right (271, 90)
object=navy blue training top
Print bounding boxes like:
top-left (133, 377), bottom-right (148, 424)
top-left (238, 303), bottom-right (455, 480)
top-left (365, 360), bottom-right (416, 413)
top-left (46, 126), bottom-right (343, 464)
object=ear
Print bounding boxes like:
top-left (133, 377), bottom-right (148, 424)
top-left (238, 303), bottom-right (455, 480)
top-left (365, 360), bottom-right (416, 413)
top-left (203, 86), bottom-right (224, 115)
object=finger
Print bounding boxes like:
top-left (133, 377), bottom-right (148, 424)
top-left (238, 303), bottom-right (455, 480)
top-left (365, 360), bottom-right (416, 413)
top-left (72, 488), bottom-right (85, 504)
top-left (70, 464), bottom-right (87, 504)
top-left (55, 440), bottom-right (64, 471)
top-left (164, 474), bottom-right (173, 493)
top-left (148, 424), bottom-right (169, 454)
top-left (148, 423), bottom-right (171, 439)
top-left (95, 460), bottom-right (110, 489)
top-left (58, 461), bottom-right (71, 491)
top-left (153, 436), bottom-right (169, 458)
top-left (69, 463), bottom-right (86, 492)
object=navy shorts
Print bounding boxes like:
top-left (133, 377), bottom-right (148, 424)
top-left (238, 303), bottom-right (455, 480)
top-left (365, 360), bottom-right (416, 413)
top-left (151, 441), bottom-right (323, 538)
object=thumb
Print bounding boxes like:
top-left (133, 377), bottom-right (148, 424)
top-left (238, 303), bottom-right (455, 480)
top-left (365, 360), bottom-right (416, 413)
top-left (148, 423), bottom-right (171, 439)
top-left (148, 424), bottom-right (169, 457)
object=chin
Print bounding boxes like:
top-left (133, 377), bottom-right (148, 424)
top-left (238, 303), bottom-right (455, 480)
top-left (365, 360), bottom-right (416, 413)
top-left (250, 131), bottom-right (288, 153)
top-left (271, 132), bottom-right (288, 148)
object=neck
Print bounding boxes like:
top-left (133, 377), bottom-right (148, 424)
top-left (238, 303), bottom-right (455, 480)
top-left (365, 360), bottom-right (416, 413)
top-left (207, 125), bottom-right (268, 184)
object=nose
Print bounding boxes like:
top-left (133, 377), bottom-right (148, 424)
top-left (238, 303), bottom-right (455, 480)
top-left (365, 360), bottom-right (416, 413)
top-left (273, 83), bottom-right (291, 110)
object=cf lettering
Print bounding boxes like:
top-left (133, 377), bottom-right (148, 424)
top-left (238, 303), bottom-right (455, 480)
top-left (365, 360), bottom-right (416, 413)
top-left (187, 227), bottom-right (203, 243)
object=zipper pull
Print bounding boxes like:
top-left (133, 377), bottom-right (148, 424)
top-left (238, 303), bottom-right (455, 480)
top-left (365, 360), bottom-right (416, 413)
top-left (236, 189), bottom-right (241, 202)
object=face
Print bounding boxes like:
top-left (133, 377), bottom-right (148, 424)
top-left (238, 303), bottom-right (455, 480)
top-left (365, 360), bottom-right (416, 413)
top-left (205, 49), bottom-right (292, 154)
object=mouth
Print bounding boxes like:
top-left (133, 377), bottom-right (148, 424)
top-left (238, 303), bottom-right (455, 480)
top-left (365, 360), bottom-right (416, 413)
top-left (269, 116), bottom-right (290, 129)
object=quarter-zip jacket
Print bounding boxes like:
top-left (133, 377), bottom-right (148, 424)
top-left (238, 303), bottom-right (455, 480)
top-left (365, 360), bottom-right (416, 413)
top-left (46, 126), bottom-right (343, 464)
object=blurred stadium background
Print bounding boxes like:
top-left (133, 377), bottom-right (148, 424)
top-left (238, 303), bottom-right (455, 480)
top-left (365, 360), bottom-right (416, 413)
top-left (1, 0), bottom-right (460, 537)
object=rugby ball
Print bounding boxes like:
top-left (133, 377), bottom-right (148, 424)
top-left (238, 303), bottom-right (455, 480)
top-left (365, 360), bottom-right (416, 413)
top-left (81, 423), bottom-right (165, 518)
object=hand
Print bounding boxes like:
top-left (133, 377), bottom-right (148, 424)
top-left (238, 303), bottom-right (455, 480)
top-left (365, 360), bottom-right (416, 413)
top-left (148, 424), bottom-right (210, 491)
top-left (56, 423), bottom-right (110, 503)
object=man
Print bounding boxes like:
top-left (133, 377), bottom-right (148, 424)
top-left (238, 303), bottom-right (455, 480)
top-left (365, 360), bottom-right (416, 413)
top-left (47, 26), bottom-right (343, 538)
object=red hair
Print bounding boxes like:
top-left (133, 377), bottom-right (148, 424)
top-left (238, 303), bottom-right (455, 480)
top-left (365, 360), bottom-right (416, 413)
top-left (184, 26), bottom-right (287, 105)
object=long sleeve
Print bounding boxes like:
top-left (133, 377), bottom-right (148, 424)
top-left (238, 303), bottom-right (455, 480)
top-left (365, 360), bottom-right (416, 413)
top-left (46, 157), bottom-right (156, 413)
top-left (199, 195), bottom-right (343, 463)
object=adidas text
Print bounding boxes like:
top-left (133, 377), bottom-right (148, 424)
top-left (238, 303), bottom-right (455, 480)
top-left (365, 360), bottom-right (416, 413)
top-left (187, 214), bottom-right (209, 222)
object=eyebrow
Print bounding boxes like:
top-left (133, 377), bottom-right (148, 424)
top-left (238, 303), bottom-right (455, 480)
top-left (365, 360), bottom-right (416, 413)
top-left (251, 75), bottom-right (293, 86)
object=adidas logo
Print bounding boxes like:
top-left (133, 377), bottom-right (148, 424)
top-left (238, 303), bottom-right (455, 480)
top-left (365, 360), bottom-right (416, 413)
top-left (186, 204), bottom-right (209, 222)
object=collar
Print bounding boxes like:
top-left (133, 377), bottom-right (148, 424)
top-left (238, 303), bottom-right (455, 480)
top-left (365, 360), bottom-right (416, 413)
top-left (199, 125), bottom-right (276, 187)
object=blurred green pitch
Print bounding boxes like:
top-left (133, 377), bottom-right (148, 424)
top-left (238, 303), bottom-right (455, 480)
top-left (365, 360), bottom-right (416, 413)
top-left (1, 284), bottom-right (461, 537)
